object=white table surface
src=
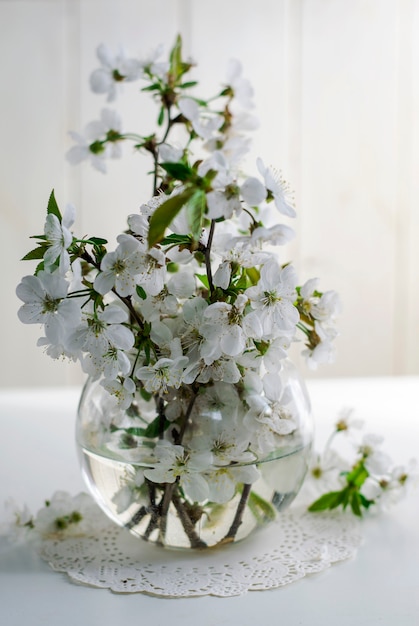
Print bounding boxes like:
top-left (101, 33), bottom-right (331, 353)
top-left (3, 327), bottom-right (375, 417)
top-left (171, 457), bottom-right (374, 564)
top-left (0, 377), bottom-right (418, 626)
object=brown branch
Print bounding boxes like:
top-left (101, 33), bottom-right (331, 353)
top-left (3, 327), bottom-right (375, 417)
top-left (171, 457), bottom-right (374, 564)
top-left (125, 505), bottom-right (148, 529)
top-left (172, 491), bottom-right (207, 549)
top-left (205, 219), bottom-right (216, 295)
top-left (174, 388), bottom-right (198, 445)
top-left (222, 483), bottom-right (252, 542)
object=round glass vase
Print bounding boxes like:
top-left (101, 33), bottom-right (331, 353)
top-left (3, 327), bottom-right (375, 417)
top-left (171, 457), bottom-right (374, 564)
top-left (76, 360), bottom-right (313, 551)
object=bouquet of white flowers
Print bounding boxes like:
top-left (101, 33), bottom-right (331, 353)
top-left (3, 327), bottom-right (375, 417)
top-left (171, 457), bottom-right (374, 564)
top-left (16, 36), bottom-right (341, 549)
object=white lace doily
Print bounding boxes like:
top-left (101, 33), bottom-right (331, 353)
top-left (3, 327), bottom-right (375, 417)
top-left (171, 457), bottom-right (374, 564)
top-left (39, 496), bottom-right (362, 597)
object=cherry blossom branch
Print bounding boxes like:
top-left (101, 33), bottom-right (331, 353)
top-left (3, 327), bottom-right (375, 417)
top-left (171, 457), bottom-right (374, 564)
top-left (125, 505), bottom-right (148, 529)
top-left (152, 105), bottom-right (174, 195)
top-left (174, 388), bottom-right (198, 445)
top-left (157, 480), bottom-right (178, 543)
top-left (157, 396), bottom-right (166, 440)
top-left (205, 219), bottom-right (216, 295)
top-left (171, 491), bottom-right (207, 549)
top-left (221, 483), bottom-right (252, 543)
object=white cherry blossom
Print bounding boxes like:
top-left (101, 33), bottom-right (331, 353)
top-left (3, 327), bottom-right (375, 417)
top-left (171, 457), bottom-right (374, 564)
top-left (359, 434), bottom-right (393, 477)
top-left (178, 97), bottom-right (223, 140)
top-left (200, 294), bottom-right (262, 362)
top-left (299, 447), bottom-right (349, 502)
top-left (244, 372), bottom-right (298, 456)
top-left (94, 234), bottom-right (145, 297)
top-left (16, 271), bottom-right (81, 345)
top-left (135, 356), bottom-right (189, 393)
top-left (158, 143), bottom-right (184, 163)
top-left (183, 356), bottom-right (241, 385)
top-left (68, 305), bottom-right (134, 379)
top-left (66, 109), bottom-right (123, 173)
top-left (137, 271), bottom-right (196, 322)
top-left (246, 261), bottom-right (299, 337)
top-left (206, 464), bottom-right (260, 504)
top-left (43, 204), bottom-right (75, 273)
top-left (179, 296), bottom-right (208, 360)
top-left (101, 376), bottom-right (136, 410)
top-left (212, 239), bottom-right (271, 289)
top-left (302, 337), bottom-right (337, 371)
top-left (257, 158), bottom-right (296, 218)
top-left (190, 402), bottom-right (254, 467)
top-left (134, 246), bottom-right (167, 297)
top-left (361, 459), bottom-right (418, 509)
top-left (0, 498), bottom-right (34, 544)
top-left (247, 223), bottom-right (295, 247)
top-left (240, 176), bottom-right (266, 206)
top-left (225, 58), bottom-right (255, 109)
top-left (111, 468), bottom-right (145, 514)
top-left (140, 43), bottom-right (170, 79)
top-left (90, 43), bottom-right (142, 101)
top-left (262, 336), bottom-right (293, 372)
top-left (335, 408), bottom-right (364, 433)
top-left (143, 441), bottom-right (212, 502)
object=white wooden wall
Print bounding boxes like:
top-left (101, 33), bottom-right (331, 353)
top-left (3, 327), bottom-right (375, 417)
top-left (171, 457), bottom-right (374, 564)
top-left (1, 0), bottom-right (419, 388)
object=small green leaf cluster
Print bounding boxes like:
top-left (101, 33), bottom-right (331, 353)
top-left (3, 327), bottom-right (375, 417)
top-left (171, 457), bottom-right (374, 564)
top-left (308, 458), bottom-right (373, 517)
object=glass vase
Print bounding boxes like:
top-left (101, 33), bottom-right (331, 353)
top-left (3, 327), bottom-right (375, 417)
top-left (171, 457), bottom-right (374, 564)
top-left (76, 359), bottom-right (313, 550)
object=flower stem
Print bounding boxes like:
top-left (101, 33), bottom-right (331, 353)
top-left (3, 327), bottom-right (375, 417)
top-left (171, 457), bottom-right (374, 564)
top-left (222, 483), bottom-right (252, 542)
top-left (153, 106), bottom-right (173, 195)
top-left (205, 220), bottom-right (216, 295)
top-left (117, 294), bottom-right (144, 329)
top-left (157, 480), bottom-right (178, 544)
top-left (125, 505), bottom-right (148, 529)
top-left (174, 389), bottom-right (198, 445)
top-left (143, 510), bottom-right (160, 541)
top-left (171, 491), bottom-right (207, 549)
top-left (157, 396), bottom-right (166, 440)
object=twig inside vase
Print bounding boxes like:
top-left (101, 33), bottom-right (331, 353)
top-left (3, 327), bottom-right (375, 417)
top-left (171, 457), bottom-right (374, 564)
top-left (222, 483), bottom-right (252, 542)
top-left (171, 491), bottom-right (207, 549)
top-left (157, 479), bottom-right (179, 543)
top-left (125, 505), bottom-right (148, 529)
top-left (174, 389), bottom-right (198, 445)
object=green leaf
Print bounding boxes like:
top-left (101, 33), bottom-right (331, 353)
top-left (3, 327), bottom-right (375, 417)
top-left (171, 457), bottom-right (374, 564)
top-left (141, 83), bottom-right (162, 92)
top-left (246, 267), bottom-right (260, 285)
top-left (308, 490), bottom-right (347, 512)
top-left (179, 81), bottom-right (198, 89)
top-left (148, 188), bottom-right (195, 247)
top-left (359, 493), bottom-right (373, 508)
top-left (191, 97), bottom-right (209, 107)
top-left (157, 106), bottom-right (165, 126)
top-left (34, 260), bottom-right (45, 275)
top-left (195, 273), bottom-right (209, 289)
top-left (341, 487), bottom-right (351, 510)
top-left (160, 233), bottom-right (192, 246)
top-left (47, 189), bottom-right (62, 221)
top-left (136, 285), bottom-right (147, 300)
top-left (122, 427), bottom-right (148, 437)
top-left (140, 388), bottom-right (153, 402)
top-left (234, 271), bottom-right (248, 290)
top-left (346, 462), bottom-right (369, 487)
top-left (160, 161), bottom-right (193, 182)
top-left (89, 237), bottom-right (108, 246)
top-left (350, 491), bottom-right (363, 517)
top-left (186, 189), bottom-right (206, 240)
top-left (29, 234), bottom-right (46, 240)
top-left (247, 491), bottom-right (276, 523)
top-left (143, 415), bottom-right (170, 438)
top-left (93, 245), bottom-right (107, 265)
top-left (144, 342), bottom-right (151, 365)
top-left (21, 244), bottom-right (48, 261)
top-left (169, 34), bottom-right (183, 79)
